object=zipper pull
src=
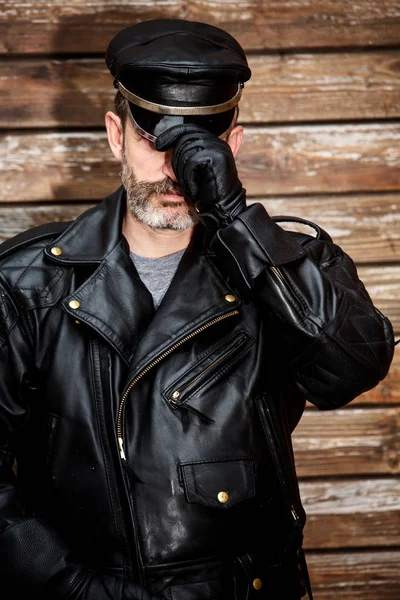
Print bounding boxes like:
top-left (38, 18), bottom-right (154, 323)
top-left (291, 505), bottom-right (300, 526)
top-left (118, 436), bottom-right (126, 460)
top-left (169, 390), bottom-right (181, 405)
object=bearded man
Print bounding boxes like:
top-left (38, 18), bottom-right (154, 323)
top-left (0, 19), bottom-right (394, 600)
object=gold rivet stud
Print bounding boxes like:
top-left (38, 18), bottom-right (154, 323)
top-left (217, 491), bottom-right (229, 504)
top-left (253, 578), bottom-right (262, 591)
top-left (74, 320), bottom-right (81, 325)
top-left (68, 300), bottom-right (80, 310)
top-left (224, 294), bottom-right (236, 303)
top-left (50, 247), bottom-right (62, 256)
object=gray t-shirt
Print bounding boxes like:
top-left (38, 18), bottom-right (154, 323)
top-left (130, 249), bottom-right (185, 309)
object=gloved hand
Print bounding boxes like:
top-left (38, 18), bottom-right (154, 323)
top-left (48, 565), bottom-right (163, 600)
top-left (155, 124), bottom-right (247, 229)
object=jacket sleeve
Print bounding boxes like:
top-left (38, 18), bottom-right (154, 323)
top-left (209, 202), bottom-right (395, 409)
top-left (0, 280), bottom-right (160, 599)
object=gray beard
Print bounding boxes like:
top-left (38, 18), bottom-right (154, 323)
top-left (120, 149), bottom-right (197, 230)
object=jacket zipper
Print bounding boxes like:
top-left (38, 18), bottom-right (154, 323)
top-left (270, 266), bottom-right (284, 281)
top-left (117, 309), bottom-right (239, 460)
top-left (270, 266), bottom-right (307, 322)
top-left (168, 332), bottom-right (249, 407)
top-left (266, 266), bottom-right (304, 525)
top-left (256, 396), bottom-right (300, 530)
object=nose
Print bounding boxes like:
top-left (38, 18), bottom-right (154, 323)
top-left (161, 148), bottom-right (178, 182)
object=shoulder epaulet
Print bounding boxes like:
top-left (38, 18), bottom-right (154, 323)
top-left (272, 215), bottom-right (332, 242)
top-left (0, 221), bottom-right (71, 260)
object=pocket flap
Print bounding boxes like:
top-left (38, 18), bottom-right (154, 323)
top-left (179, 458), bottom-right (255, 509)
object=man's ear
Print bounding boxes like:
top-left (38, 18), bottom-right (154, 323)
top-left (226, 124), bottom-right (243, 158)
top-left (105, 111), bottom-right (124, 162)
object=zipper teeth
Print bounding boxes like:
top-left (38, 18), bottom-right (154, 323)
top-left (170, 336), bottom-right (246, 402)
top-left (271, 265), bottom-right (284, 282)
top-left (262, 400), bottom-right (299, 525)
top-left (117, 310), bottom-right (239, 444)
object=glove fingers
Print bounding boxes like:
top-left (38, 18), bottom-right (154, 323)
top-left (172, 143), bottom-right (206, 186)
top-left (155, 123), bottom-right (211, 152)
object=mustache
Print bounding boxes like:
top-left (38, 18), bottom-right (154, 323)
top-left (138, 178), bottom-right (183, 197)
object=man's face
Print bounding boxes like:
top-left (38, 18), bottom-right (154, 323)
top-left (120, 121), bottom-right (198, 231)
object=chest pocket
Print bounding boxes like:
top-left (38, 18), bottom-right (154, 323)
top-left (179, 458), bottom-right (256, 509)
top-left (164, 330), bottom-right (252, 410)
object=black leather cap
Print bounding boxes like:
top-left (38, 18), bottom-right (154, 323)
top-left (105, 19), bottom-right (251, 110)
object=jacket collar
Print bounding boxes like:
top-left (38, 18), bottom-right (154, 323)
top-left (45, 187), bottom-right (240, 367)
top-left (44, 187), bottom-right (126, 264)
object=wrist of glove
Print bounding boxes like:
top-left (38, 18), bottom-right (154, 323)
top-left (48, 566), bottom-right (162, 600)
top-left (155, 124), bottom-right (247, 229)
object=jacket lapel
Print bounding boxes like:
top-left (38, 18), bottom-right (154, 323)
top-left (62, 239), bottom-right (154, 364)
top-left (45, 186), bottom-right (240, 369)
top-left (45, 187), bottom-right (154, 363)
top-left (123, 237), bottom-right (241, 384)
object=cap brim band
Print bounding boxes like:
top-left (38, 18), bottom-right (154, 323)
top-left (117, 81), bottom-right (242, 116)
top-left (127, 103), bottom-right (237, 142)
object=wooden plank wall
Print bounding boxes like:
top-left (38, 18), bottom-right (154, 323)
top-left (0, 2), bottom-right (399, 598)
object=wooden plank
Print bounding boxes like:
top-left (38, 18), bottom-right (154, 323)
top-left (0, 132), bottom-right (116, 202)
top-left (241, 124), bottom-right (400, 196)
top-left (300, 478), bottom-right (400, 549)
top-left (258, 193), bottom-right (400, 265)
top-left (293, 407), bottom-right (400, 477)
top-left (353, 349), bottom-right (400, 406)
top-left (357, 265), bottom-right (400, 332)
top-left (244, 51), bottom-right (400, 123)
top-left (307, 550), bottom-right (400, 599)
top-left (1, 1), bottom-right (400, 54)
top-left (3, 51), bottom-right (400, 128)
top-left (1, 194), bottom-right (400, 264)
top-left (1, 124), bottom-right (400, 202)
top-left (0, 59), bottom-right (114, 129)
top-left (0, 203), bottom-right (92, 242)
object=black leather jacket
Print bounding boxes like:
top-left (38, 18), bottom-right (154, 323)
top-left (0, 188), bottom-right (394, 599)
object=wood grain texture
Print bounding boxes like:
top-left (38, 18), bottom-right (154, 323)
top-left (293, 407), bottom-right (400, 477)
top-left (1, 124), bottom-right (400, 202)
top-left (0, 203), bottom-right (90, 242)
top-left (307, 550), bottom-right (400, 599)
top-left (0, 59), bottom-right (114, 129)
top-left (357, 265), bottom-right (400, 331)
top-left (2, 51), bottom-right (400, 128)
top-left (258, 193), bottom-right (400, 265)
top-left (244, 51), bottom-right (400, 123)
top-left (354, 348), bottom-right (400, 406)
top-left (1, 1), bottom-right (400, 54)
top-left (241, 124), bottom-right (400, 196)
top-left (1, 194), bottom-right (400, 264)
top-left (300, 477), bottom-right (400, 549)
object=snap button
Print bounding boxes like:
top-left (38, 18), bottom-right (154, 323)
top-left (50, 247), bottom-right (62, 256)
top-left (217, 491), bottom-right (229, 503)
top-left (253, 578), bottom-right (262, 590)
top-left (224, 294), bottom-right (236, 303)
top-left (68, 300), bottom-right (80, 310)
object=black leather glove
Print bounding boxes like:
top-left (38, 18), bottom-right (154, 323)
top-left (156, 124), bottom-right (246, 229)
top-left (48, 566), bottom-right (163, 600)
